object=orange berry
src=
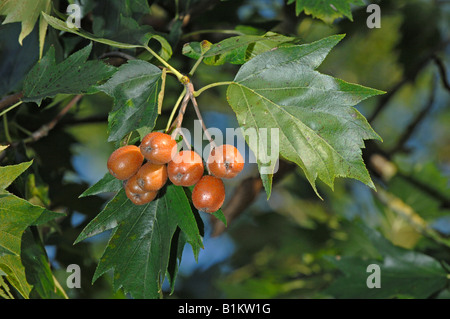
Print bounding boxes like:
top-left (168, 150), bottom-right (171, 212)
top-left (136, 162), bottom-right (168, 192)
top-left (167, 150), bottom-right (204, 187)
top-left (107, 145), bottom-right (144, 180)
top-left (207, 144), bottom-right (244, 179)
top-left (192, 175), bottom-right (225, 213)
top-left (140, 132), bottom-right (177, 164)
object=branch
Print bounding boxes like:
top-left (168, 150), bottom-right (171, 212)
top-left (374, 187), bottom-right (450, 247)
top-left (23, 95), bottom-right (83, 144)
top-left (187, 82), bottom-right (217, 149)
top-left (368, 37), bottom-right (450, 123)
top-left (367, 153), bottom-right (450, 210)
top-left (0, 92), bottom-right (23, 112)
top-left (170, 89), bottom-right (191, 138)
top-left (367, 78), bottom-right (408, 123)
top-left (388, 76), bottom-right (437, 154)
top-left (432, 54), bottom-right (450, 91)
top-left (210, 159), bottom-right (297, 237)
top-left (170, 82), bottom-right (217, 149)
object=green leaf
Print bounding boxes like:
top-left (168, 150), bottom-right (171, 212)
top-left (43, 13), bottom-right (172, 60)
top-left (22, 43), bottom-right (116, 105)
top-left (0, 276), bottom-right (14, 299)
top-left (79, 173), bottom-right (123, 198)
top-left (97, 59), bottom-right (162, 142)
top-left (169, 186), bottom-right (204, 255)
top-left (21, 228), bottom-right (67, 298)
top-left (287, 0), bottom-right (364, 23)
top-left (0, 161), bottom-right (33, 190)
top-left (0, 159), bottom-right (64, 299)
top-left (211, 209), bottom-right (227, 227)
top-left (43, 13), bottom-right (143, 49)
top-left (166, 228), bottom-right (187, 295)
top-left (76, 185), bottom-right (202, 298)
top-left (0, 0), bottom-right (51, 58)
top-left (325, 226), bottom-right (449, 298)
top-left (0, 193), bottom-right (63, 257)
top-left (183, 32), bottom-right (297, 66)
top-left (226, 35), bottom-right (384, 198)
top-left (0, 252), bottom-right (32, 298)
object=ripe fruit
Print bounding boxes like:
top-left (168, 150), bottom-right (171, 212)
top-left (136, 162), bottom-right (168, 192)
top-left (207, 144), bottom-right (244, 179)
top-left (192, 175), bottom-right (225, 213)
top-left (140, 132), bottom-right (177, 164)
top-left (125, 173), bottom-right (146, 195)
top-left (107, 145), bottom-right (144, 180)
top-left (167, 150), bottom-right (204, 187)
top-left (125, 186), bottom-right (157, 206)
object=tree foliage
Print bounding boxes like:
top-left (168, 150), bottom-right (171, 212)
top-left (0, 0), bottom-right (449, 299)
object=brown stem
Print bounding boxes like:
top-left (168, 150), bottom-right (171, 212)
top-left (210, 160), bottom-right (297, 237)
top-left (23, 95), bottom-right (83, 144)
top-left (170, 90), bottom-right (191, 139)
top-left (433, 54), bottom-right (450, 91)
top-left (170, 82), bottom-right (217, 150)
top-left (186, 82), bottom-right (217, 149)
top-left (0, 92), bottom-right (24, 112)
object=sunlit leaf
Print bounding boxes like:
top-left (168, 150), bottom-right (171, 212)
top-left (96, 59), bottom-right (162, 142)
top-left (0, 0), bottom-right (51, 58)
top-left (227, 35), bottom-right (384, 198)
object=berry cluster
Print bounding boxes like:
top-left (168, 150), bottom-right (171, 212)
top-left (107, 131), bottom-right (244, 213)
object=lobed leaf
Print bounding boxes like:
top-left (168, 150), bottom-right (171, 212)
top-left (0, 0), bottom-right (51, 58)
top-left (76, 185), bottom-right (203, 299)
top-left (43, 13), bottom-right (172, 59)
top-left (226, 35), bottom-right (384, 198)
top-left (96, 59), bottom-right (162, 142)
top-left (0, 159), bottom-right (64, 299)
top-left (183, 32), bottom-right (297, 66)
top-left (22, 43), bottom-right (116, 105)
top-left (43, 13), bottom-right (143, 49)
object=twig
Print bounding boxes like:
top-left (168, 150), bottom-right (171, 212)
top-left (178, 129), bottom-right (192, 151)
top-left (368, 37), bottom-right (450, 123)
top-left (432, 54), bottom-right (450, 91)
top-left (3, 115), bottom-right (12, 143)
top-left (186, 82), bottom-right (217, 149)
top-left (365, 149), bottom-right (450, 210)
top-left (388, 76), bottom-right (437, 154)
top-left (374, 187), bottom-right (450, 247)
top-left (170, 89), bottom-right (191, 139)
top-left (211, 160), bottom-right (297, 237)
top-left (0, 100), bottom-right (23, 117)
top-left (368, 78), bottom-right (408, 123)
top-left (0, 92), bottom-right (23, 112)
top-left (169, 82), bottom-right (217, 149)
top-left (23, 94), bottom-right (83, 144)
top-left (165, 88), bottom-right (187, 133)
